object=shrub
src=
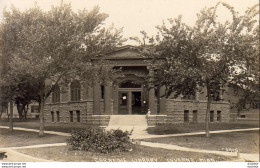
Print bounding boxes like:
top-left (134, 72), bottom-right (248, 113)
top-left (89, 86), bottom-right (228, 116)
top-left (67, 127), bottom-right (133, 154)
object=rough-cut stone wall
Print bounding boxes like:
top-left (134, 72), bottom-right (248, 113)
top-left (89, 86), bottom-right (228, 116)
top-left (44, 101), bottom-right (111, 126)
top-left (147, 99), bottom-right (230, 126)
top-left (86, 115), bottom-right (111, 126)
top-left (165, 99), bottom-right (230, 123)
top-left (44, 101), bottom-right (93, 124)
top-left (147, 115), bottom-right (168, 126)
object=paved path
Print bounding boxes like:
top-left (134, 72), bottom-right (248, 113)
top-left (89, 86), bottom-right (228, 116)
top-left (106, 115), bottom-right (148, 138)
top-left (133, 127), bottom-right (260, 139)
top-left (0, 126), bottom-right (70, 136)
top-left (0, 148), bottom-right (52, 162)
top-left (1, 125), bottom-right (258, 139)
top-left (139, 141), bottom-right (259, 162)
top-left (0, 143), bottom-right (67, 162)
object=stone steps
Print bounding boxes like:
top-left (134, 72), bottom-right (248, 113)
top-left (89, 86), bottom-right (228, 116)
top-left (108, 115), bottom-right (147, 126)
top-left (106, 115), bottom-right (148, 137)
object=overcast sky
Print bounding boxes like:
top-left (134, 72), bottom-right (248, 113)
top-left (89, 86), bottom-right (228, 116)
top-left (0, 0), bottom-right (258, 44)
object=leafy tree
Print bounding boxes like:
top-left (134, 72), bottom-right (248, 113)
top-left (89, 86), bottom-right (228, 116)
top-left (0, 3), bottom-right (124, 136)
top-left (134, 2), bottom-right (259, 137)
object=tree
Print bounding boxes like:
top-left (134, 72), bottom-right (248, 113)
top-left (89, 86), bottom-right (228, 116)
top-left (134, 2), bottom-right (259, 137)
top-left (0, 3), bottom-right (124, 136)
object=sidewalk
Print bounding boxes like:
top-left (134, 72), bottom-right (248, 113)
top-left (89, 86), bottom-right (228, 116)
top-left (0, 126), bottom-right (70, 136)
top-left (0, 143), bottom-right (67, 162)
top-left (139, 141), bottom-right (259, 162)
top-left (0, 148), bottom-right (52, 162)
top-left (133, 127), bottom-right (260, 139)
top-left (2, 125), bottom-right (258, 139)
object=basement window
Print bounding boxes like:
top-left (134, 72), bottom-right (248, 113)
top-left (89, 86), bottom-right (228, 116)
top-left (76, 111), bottom-right (80, 122)
top-left (70, 111), bottom-right (73, 122)
top-left (210, 111), bottom-right (214, 122)
top-left (184, 110), bottom-right (189, 123)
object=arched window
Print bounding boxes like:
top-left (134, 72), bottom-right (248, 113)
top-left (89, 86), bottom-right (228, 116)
top-left (71, 80), bottom-right (81, 101)
top-left (52, 85), bottom-right (60, 103)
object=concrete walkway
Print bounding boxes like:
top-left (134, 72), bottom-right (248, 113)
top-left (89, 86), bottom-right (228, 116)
top-left (0, 126), bottom-right (70, 136)
top-left (0, 148), bottom-right (52, 162)
top-left (139, 141), bottom-right (259, 162)
top-left (0, 143), bottom-right (67, 162)
top-left (134, 127), bottom-right (260, 139)
top-left (106, 115), bottom-right (148, 137)
top-left (1, 125), bottom-right (258, 139)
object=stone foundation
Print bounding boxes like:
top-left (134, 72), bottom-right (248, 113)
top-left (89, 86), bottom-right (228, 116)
top-left (44, 99), bottom-right (230, 126)
top-left (44, 101), bottom-right (92, 124)
top-left (165, 99), bottom-right (230, 123)
top-left (44, 101), bottom-right (111, 126)
top-left (147, 115), bottom-right (168, 126)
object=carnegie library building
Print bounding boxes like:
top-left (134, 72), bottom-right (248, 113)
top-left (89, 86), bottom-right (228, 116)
top-left (43, 45), bottom-right (233, 126)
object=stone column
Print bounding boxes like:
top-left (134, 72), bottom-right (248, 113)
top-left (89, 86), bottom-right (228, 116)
top-left (113, 86), bottom-right (118, 114)
top-left (159, 86), bottom-right (166, 114)
top-left (195, 91), bottom-right (200, 101)
top-left (104, 84), bottom-right (112, 114)
top-left (127, 91), bottom-right (132, 114)
top-left (93, 83), bottom-right (101, 114)
top-left (148, 66), bottom-right (156, 114)
top-left (149, 88), bottom-right (155, 114)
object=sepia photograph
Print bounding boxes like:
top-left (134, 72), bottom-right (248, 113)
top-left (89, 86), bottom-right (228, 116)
top-left (0, 0), bottom-right (259, 167)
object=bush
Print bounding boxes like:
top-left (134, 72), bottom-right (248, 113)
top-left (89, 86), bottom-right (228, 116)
top-left (67, 127), bottom-right (133, 154)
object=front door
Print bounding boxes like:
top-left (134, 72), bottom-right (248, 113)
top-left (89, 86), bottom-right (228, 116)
top-left (118, 91), bottom-right (147, 115)
top-left (132, 92), bottom-right (142, 114)
top-left (118, 92), bottom-right (128, 114)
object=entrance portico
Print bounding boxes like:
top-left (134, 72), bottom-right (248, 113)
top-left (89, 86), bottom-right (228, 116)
top-left (91, 45), bottom-right (162, 115)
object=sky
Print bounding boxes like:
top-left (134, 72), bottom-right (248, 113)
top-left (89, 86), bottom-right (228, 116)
top-left (0, 0), bottom-right (258, 44)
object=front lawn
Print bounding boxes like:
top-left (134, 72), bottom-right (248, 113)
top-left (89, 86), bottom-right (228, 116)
top-left (0, 128), bottom-right (66, 147)
top-left (16, 145), bottom-right (236, 162)
top-left (147, 122), bottom-right (259, 135)
top-left (142, 130), bottom-right (259, 154)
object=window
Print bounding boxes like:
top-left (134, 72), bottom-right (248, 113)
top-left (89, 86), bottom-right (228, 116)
top-left (184, 110), bottom-right (189, 123)
top-left (51, 111), bottom-right (54, 122)
top-left (193, 110), bottom-right (198, 123)
top-left (240, 115), bottom-right (246, 118)
top-left (70, 111), bottom-right (73, 122)
top-left (210, 111), bottom-right (214, 122)
top-left (217, 111), bottom-right (221, 122)
top-left (56, 111), bottom-right (60, 122)
top-left (101, 85), bottom-right (104, 99)
top-left (31, 106), bottom-right (39, 113)
top-left (52, 85), bottom-right (60, 103)
top-left (119, 92), bottom-right (127, 106)
top-left (71, 81), bottom-right (81, 101)
top-left (76, 111), bottom-right (80, 122)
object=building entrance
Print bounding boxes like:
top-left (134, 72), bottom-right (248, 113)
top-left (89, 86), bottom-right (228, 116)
top-left (132, 92), bottom-right (142, 114)
top-left (118, 91), bottom-right (146, 115)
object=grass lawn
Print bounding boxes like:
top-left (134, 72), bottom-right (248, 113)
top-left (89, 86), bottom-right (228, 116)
top-left (0, 128), bottom-right (67, 147)
top-left (16, 145), bottom-right (236, 162)
top-left (0, 121), bottom-right (91, 133)
top-left (147, 122), bottom-right (259, 135)
top-left (142, 130), bottom-right (259, 154)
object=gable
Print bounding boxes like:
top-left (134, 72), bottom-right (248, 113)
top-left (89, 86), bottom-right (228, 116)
top-left (101, 46), bottom-right (144, 59)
